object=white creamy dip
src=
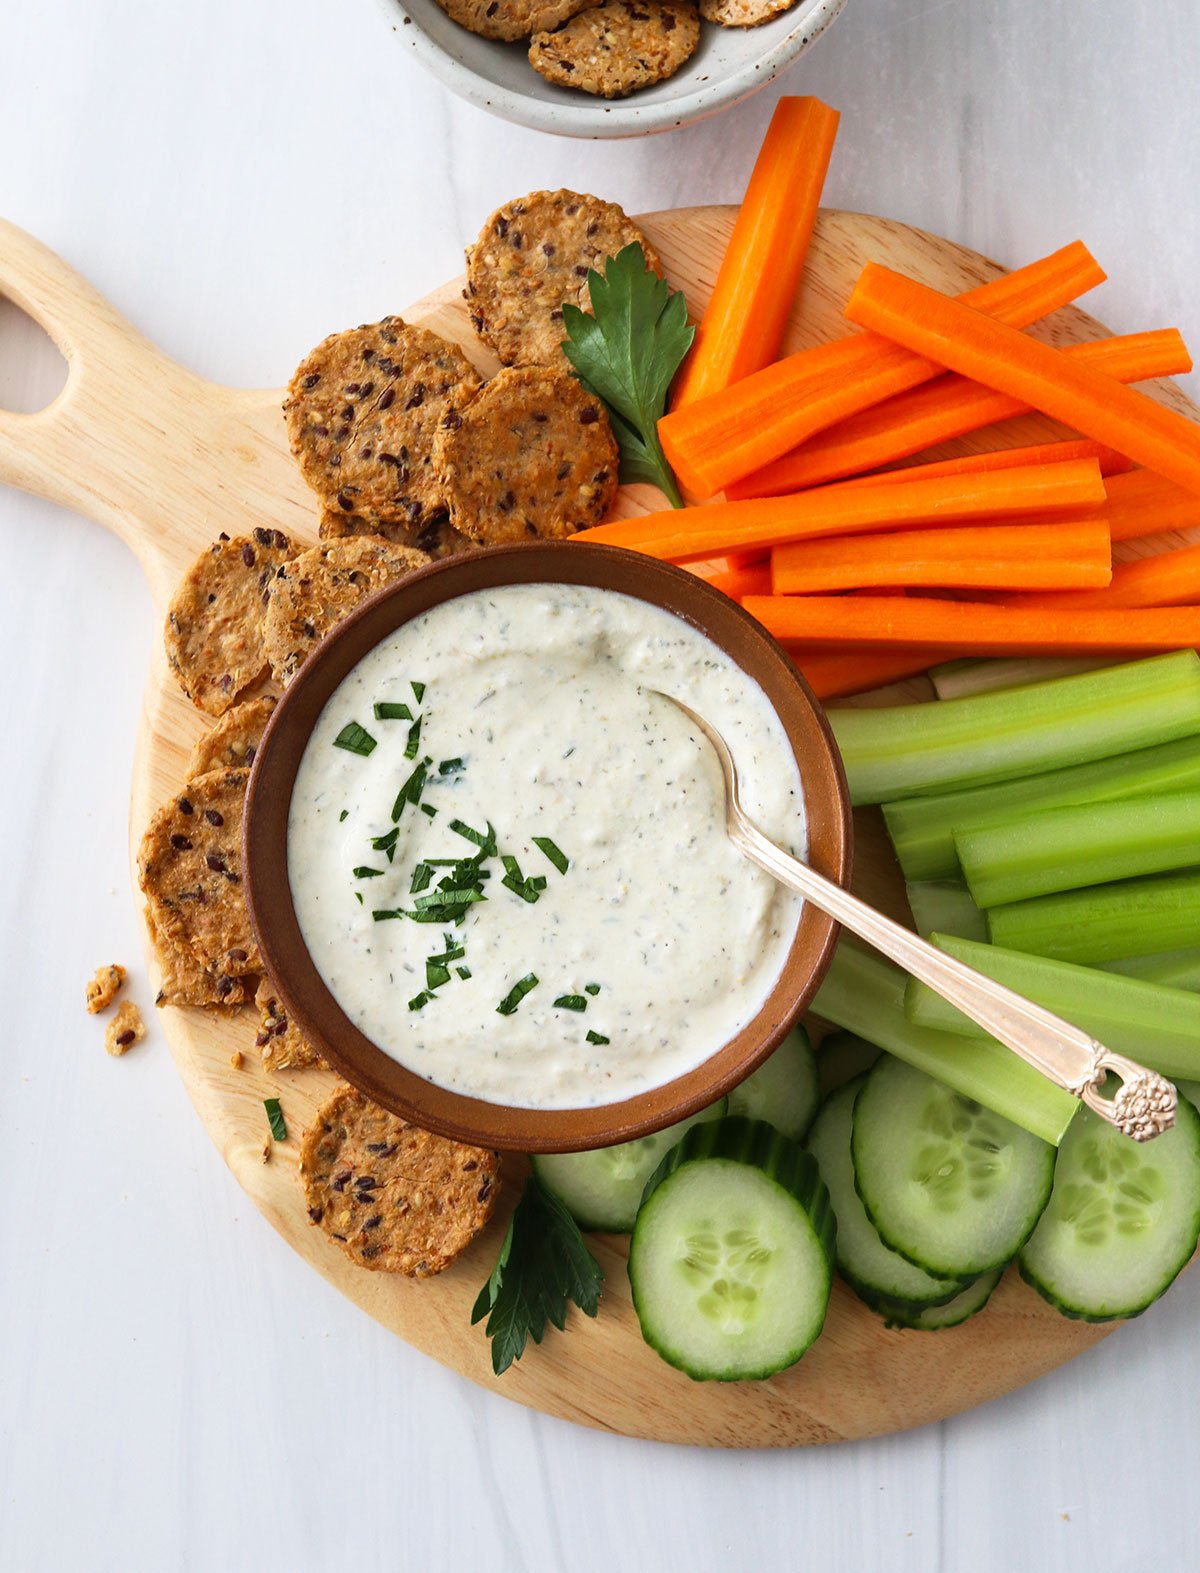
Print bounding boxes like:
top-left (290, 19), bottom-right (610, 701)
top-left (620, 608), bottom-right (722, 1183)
top-left (287, 582), bottom-right (806, 1110)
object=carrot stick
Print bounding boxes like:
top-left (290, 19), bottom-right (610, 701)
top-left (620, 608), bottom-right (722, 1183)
top-left (574, 459), bottom-right (1106, 561)
top-left (845, 264), bottom-right (1200, 495)
top-left (1098, 467), bottom-right (1200, 542)
top-left (658, 241), bottom-right (1105, 497)
top-left (835, 439), bottom-right (1132, 489)
top-left (770, 520), bottom-right (1113, 595)
top-left (729, 330), bottom-right (1193, 498)
top-left (684, 557), bottom-right (773, 598)
top-left (1006, 542), bottom-right (1200, 612)
top-left (670, 98), bottom-right (840, 411)
top-left (742, 594), bottom-right (1200, 655)
top-left (793, 649), bottom-right (948, 698)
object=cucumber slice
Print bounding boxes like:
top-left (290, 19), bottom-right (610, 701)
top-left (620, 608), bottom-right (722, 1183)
top-left (726, 1026), bottom-right (819, 1140)
top-left (816, 1031), bottom-right (881, 1098)
top-left (628, 1116), bottom-right (834, 1381)
top-left (1019, 1095), bottom-right (1200, 1321)
top-left (876, 1270), bottom-right (1003, 1330)
top-left (531, 1099), bottom-right (727, 1233)
top-left (807, 1077), bottom-right (964, 1310)
top-left (852, 1056), bottom-right (1055, 1277)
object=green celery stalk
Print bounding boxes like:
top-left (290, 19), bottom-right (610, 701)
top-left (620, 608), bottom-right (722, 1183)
top-left (905, 880), bottom-right (988, 941)
top-left (987, 870), bottom-right (1200, 964)
top-left (955, 791), bottom-right (1200, 908)
top-left (928, 657), bottom-right (1116, 701)
top-left (883, 736), bottom-right (1200, 883)
top-left (810, 941), bottom-right (1077, 1145)
top-left (829, 650), bottom-right (1200, 806)
top-left (1101, 949), bottom-right (1200, 992)
top-left (905, 933), bottom-right (1200, 1082)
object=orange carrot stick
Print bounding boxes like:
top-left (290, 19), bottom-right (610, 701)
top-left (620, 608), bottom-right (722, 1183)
top-left (1005, 542), bottom-right (1200, 611)
top-left (845, 264), bottom-right (1200, 495)
top-left (684, 557), bottom-right (773, 598)
top-left (729, 330), bottom-right (1192, 498)
top-left (770, 520), bottom-right (1113, 595)
top-left (834, 438), bottom-right (1132, 489)
top-left (575, 459), bottom-right (1107, 561)
top-left (793, 649), bottom-right (948, 698)
top-left (1098, 467), bottom-right (1200, 541)
top-left (659, 241), bottom-right (1105, 497)
top-left (670, 98), bottom-right (840, 411)
top-left (742, 594), bottom-right (1200, 655)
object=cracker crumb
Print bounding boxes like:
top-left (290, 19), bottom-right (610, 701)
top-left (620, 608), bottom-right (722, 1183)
top-left (86, 963), bottom-right (127, 1014)
top-left (105, 1000), bottom-right (146, 1057)
top-left (230, 1050), bottom-right (245, 1070)
top-left (261, 1138), bottom-right (272, 1164)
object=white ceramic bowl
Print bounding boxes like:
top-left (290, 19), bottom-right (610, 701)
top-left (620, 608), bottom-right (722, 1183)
top-left (374, 0), bottom-right (848, 138)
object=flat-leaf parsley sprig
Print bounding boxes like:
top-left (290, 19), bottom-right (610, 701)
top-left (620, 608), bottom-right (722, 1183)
top-left (472, 1177), bottom-right (604, 1376)
top-left (562, 244), bottom-right (694, 509)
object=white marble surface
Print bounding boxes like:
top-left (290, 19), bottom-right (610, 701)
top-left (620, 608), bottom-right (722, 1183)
top-left (2, 2), bottom-right (1199, 1569)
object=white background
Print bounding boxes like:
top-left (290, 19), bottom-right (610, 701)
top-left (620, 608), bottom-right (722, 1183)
top-left (2, 2), bottom-right (1199, 1569)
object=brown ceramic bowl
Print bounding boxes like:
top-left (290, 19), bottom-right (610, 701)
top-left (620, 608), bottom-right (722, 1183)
top-left (243, 542), bottom-right (852, 1153)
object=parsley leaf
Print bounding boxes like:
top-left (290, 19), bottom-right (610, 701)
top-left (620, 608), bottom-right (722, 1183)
top-left (471, 1177), bottom-right (604, 1376)
top-left (561, 243), bottom-right (694, 509)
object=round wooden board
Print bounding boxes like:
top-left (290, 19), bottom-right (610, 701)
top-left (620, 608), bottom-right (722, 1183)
top-left (3, 205), bottom-right (1198, 1447)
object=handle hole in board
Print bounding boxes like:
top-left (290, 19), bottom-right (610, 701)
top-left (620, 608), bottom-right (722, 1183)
top-left (0, 295), bottom-right (67, 415)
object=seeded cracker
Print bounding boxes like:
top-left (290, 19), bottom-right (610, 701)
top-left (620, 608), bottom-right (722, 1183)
top-left (436, 0), bottom-right (591, 42)
top-left (255, 979), bottom-right (324, 1072)
top-left (262, 536), bottom-right (431, 685)
top-left (317, 507), bottom-right (473, 561)
top-left (146, 905), bottom-right (255, 1009)
top-left (530, 0), bottom-right (700, 97)
top-left (465, 190), bottom-right (662, 370)
top-left (698, 0), bottom-right (793, 25)
top-left (187, 696), bottom-right (277, 778)
top-left (301, 1085), bottom-right (500, 1276)
top-left (434, 366), bottom-right (619, 544)
top-left (85, 963), bottom-right (126, 1014)
top-left (284, 319), bottom-right (483, 529)
top-left (105, 1000), bottom-right (145, 1057)
top-left (138, 769), bottom-right (260, 982)
top-left (165, 529), bottom-right (295, 717)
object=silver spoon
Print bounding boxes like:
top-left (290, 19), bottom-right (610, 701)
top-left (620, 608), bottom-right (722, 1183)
top-left (654, 691), bottom-right (1178, 1142)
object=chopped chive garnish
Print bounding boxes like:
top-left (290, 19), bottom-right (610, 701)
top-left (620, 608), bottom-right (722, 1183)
top-left (586, 1031), bottom-right (610, 1046)
top-left (264, 1098), bottom-right (287, 1141)
top-left (355, 892), bottom-right (363, 905)
top-left (502, 873), bottom-right (546, 904)
top-left (413, 886), bottom-right (487, 911)
top-left (353, 865), bottom-right (384, 879)
top-left (373, 701), bottom-right (412, 721)
top-left (405, 716), bottom-right (422, 760)
top-left (501, 854), bottom-right (524, 881)
top-left (554, 994), bottom-right (588, 1012)
top-left (449, 818), bottom-right (492, 847)
top-left (408, 991), bottom-right (433, 1011)
top-left (410, 862), bottom-right (433, 894)
top-left (426, 961), bottom-right (451, 990)
top-left (412, 681), bottom-right (426, 702)
top-left (333, 721), bottom-right (376, 756)
top-left (438, 758), bottom-right (465, 775)
top-left (390, 758), bottom-right (429, 820)
top-left (371, 826), bottom-right (399, 862)
top-left (339, 809), bottom-right (349, 822)
top-left (421, 803), bottom-right (437, 818)
top-left (497, 973), bottom-right (539, 1016)
top-left (372, 909), bottom-right (403, 921)
top-left (456, 966), bottom-right (471, 980)
top-left (584, 983), bottom-right (601, 996)
top-left (532, 836), bottom-right (569, 875)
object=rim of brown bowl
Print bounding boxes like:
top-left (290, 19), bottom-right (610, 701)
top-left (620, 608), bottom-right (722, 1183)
top-left (243, 541), bottom-right (853, 1153)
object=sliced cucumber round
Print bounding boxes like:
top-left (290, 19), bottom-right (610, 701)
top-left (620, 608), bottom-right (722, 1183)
top-left (817, 1030), bottom-right (882, 1100)
top-left (531, 1099), bottom-right (727, 1233)
top-left (852, 1056), bottom-right (1055, 1278)
top-left (726, 1025), bottom-right (819, 1140)
top-left (629, 1116), bottom-right (834, 1382)
top-left (1019, 1094), bottom-right (1200, 1321)
top-left (877, 1270), bottom-right (1003, 1331)
top-left (807, 1076), bottom-right (964, 1311)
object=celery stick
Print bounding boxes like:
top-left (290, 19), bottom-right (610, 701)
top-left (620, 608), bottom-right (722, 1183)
top-left (905, 880), bottom-right (988, 941)
top-left (883, 736), bottom-right (1200, 883)
top-left (955, 792), bottom-right (1200, 908)
top-left (905, 933), bottom-right (1200, 1081)
top-left (810, 941), bottom-right (1077, 1145)
top-left (929, 657), bottom-right (1115, 701)
top-left (1101, 949), bottom-right (1200, 992)
top-left (830, 651), bottom-right (1200, 806)
top-left (987, 870), bottom-right (1200, 964)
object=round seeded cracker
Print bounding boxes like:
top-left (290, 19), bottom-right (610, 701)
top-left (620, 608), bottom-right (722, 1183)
top-left (699, 0), bottom-right (794, 25)
top-left (165, 529), bottom-right (295, 716)
top-left (530, 0), bottom-right (700, 97)
top-left (187, 696), bottom-right (277, 778)
top-left (254, 979), bottom-right (325, 1072)
top-left (301, 1085), bottom-right (500, 1276)
top-left (262, 536), bottom-right (430, 685)
top-left (436, 0), bottom-right (591, 41)
top-left (317, 507), bottom-right (473, 561)
top-left (284, 319), bottom-right (483, 529)
top-left (465, 189), bottom-right (662, 370)
top-left (433, 365), bottom-right (619, 544)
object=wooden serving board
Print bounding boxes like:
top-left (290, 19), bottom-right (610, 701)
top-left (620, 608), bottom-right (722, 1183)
top-left (2, 206), bottom-right (1197, 1448)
